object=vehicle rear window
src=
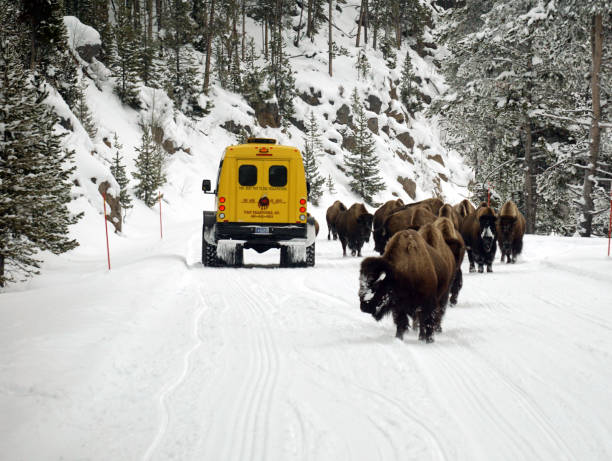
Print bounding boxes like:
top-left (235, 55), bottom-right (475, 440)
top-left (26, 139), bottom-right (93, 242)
top-left (269, 165), bottom-right (287, 187)
top-left (239, 164), bottom-right (257, 186)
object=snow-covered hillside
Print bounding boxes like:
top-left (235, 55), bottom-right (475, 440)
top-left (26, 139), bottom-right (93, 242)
top-left (52, 2), bottom-right (472, 261)
top-left (2, 221), bottom-right (612, 459)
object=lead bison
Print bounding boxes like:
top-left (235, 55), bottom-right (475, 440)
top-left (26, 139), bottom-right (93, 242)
top-left (326, 200), bottom-right (346, 240)
top-left (460, 205), bottom-right (497, 273)
top-left (453, 199), bottom-right (476, 229)
top-left (496, 200), bottom-right (526, 263)
top-left (359, 228), bottom-right (453, 342)
top-left (336, 203), bottom-right (373, 256)
top-left (372, 198), bottom-right (405, 254)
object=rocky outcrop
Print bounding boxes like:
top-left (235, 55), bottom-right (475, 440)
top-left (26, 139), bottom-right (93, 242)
top-left (367, 94), bottom-right (382, 114)
top-left (299, 87), bottom-right (322, 105)
top-left (221, 120), bottom-right (252, 137)
top-left (385, 109), bottom-right (404, 124)
top-left (335, 103), bottom-right (352, 126)
top-left (397, 176), bottom-right (417, 199)
top-left (253, 101), bottom-right (280, 128)
top-left (367, 117), bottom-right (379, 135)
top-left (428, 154), bottom-right (445, 166)
top-left (98, 181), bottom-right (122, 233)
top-left (396, 131), bottom-right (415, 150)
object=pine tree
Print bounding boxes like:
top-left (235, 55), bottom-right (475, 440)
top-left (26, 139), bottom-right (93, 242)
top-left (75, 78), bottom-right (97, 139)
top-left (109, 133), bottom-right (132, 222)
top-left (399, 51), bottom-right (422, 113)
top-left (133, 126), bottom-right (166, 207)
top-left (136, 24), bottom-right (160, 88)
top-left (241, 37), bottom-right (271, 108)
top-left (326, 174), bottom-right (336, 194)
top-left (111, 3), bottom-right (141, 108)
top-left (356, 49), bottom-right (370, 81)
top-left (1, 29), bottom-right (80, 286)
top-left (163, 0), bottom-right (203, 118)
top-left (302, 112), bottom-right (326, 205)
top-left (345, 89), bottom-right (385, 204)
top-left (266, 25), bottom-right (296, 129)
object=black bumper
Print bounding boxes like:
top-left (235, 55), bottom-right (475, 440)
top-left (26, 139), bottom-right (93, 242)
top-left (215, 222), bottom-right (307, 241)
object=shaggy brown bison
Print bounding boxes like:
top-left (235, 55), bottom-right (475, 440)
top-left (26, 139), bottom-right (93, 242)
top-left (496, 200), bottom-right (526, 263)
top-left (378, 205), bottom-right (436, 252)
top-left (433, 217), bottom-right (465, 306)
top-left (326, 200), bottom-right (346, 240)
top-left (438, 203), bottom-right (460, 230)
top-left (372, 198), bottom-right (405, 254)
top-left (359, 228), bottom-right (452, 342)
top-left (336, 203), bottom-right (373, 256)
top-left (453, 199), bottom-right (476, 228)
top-left (403, 197), bottom-right (444, 215)
top-left (307, 213), bottom-right (320, 236)
top-left (460, 205), bottom-right (497, 273)
top-left (418, 222), bottom-right (456, 332)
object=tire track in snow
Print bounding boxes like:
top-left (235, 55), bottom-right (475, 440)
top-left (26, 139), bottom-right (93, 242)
top-left (142, 272), bottom-right (208, 461)
top-left (214, 273), bottom-right (280, 461)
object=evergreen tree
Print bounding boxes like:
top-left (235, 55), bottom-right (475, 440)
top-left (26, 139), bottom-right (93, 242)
top-left (240, 37), bottom-right (269, 106)
top-left (326, 174), bottom-right (336, 194)
top-left (133, 126), bottom-right (166, 207)
top-left (75, 78), bottom-right (97, 139)
top-left (109, 133), bottom-right (133, 222)
top-left (136, 24), bottom-right (160, 88)
top-left (1, 29), bottom-right (80, 286)
top-left (302, 112), bottom-right (326, 205)
top-left (399, 51), bottom-right (422, 113)
top-left (163, 0), bottom-right (203, 118)
top-left (111, 3), bottom-right (141, 108)
top-left (356, 48), bottom-right (370, 81)
top-left (344, 89), bottom-right (385, 204)
top-left (266, 25), bottom-right (296, 129)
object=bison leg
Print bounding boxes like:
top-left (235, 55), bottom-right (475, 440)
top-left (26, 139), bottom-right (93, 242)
top-left (450, 269), bottom-right (462, 306)
top-left (340, 237), bottom-right (347, 256)
top-left (478, 264), bottom-right (484, 273)
top-left (393, 309), bottom-right (409, 340)
top-left (418, 299), bottom-right (437, 343)
top-left (467, 250), bottom-right (476, 272)
top-left (487, 264), bottom-right (493, 272)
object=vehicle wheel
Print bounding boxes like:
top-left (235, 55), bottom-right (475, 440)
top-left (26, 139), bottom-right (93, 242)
top-left (305, 242), bottom-right (315, 267)
top-left (202, 239), bottom-right (221, 267)
top-left (279, 246), bottom-right (291, 267)
top-left (233, 244), bottom-right (244, 267)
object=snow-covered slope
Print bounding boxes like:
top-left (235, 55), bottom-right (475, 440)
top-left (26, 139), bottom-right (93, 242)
top-left (52, 3), bottom-right (472, 265)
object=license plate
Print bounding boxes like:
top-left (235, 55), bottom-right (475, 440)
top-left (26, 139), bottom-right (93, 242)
top-left (255, 227), bottom-right (270, 234)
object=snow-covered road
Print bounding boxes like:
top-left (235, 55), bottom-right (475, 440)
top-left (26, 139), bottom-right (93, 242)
top-left (2, 222), bottom-right (612, 461)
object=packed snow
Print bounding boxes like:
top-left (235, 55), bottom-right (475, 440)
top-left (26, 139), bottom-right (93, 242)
top-left (1, 219), bottom-right (612, 460)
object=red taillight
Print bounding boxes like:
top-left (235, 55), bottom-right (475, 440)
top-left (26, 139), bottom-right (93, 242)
top-left (299, 199), bottom-right (306, 205)
top-left (299, 206), bottom-right (306, 213)
top-left (219, 197), bottom-right (226, 203)
top-left (219, 205), bottom-right (226, 211)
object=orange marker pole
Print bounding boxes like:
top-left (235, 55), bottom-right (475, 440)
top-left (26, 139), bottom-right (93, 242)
top-left (103, 193), bottom-right (111, 270)
top-left (159, 193), bottom-right (163, 239)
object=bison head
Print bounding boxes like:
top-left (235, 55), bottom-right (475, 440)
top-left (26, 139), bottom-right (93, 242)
top-left (498, 217), bottom-right (516, 253)
top-left (358, 213), bottom-right (374, 243)
top-left (479, 216), bottom-right (497, 253)
top-left (359, 257), bottom-right (394, 320)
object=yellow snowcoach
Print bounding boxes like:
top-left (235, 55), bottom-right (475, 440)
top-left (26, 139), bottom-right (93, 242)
top-left (202, 138), bottom-right (316, 267)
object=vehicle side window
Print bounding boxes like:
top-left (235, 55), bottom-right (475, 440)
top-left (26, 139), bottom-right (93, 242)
top-left (239, 164), bottom-right (257, 186)
top-left (269, 165), bottom-right (287, 187)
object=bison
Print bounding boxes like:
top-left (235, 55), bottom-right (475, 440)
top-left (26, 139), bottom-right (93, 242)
top-left (418, 222), bottom-right (456, 332)
top-left (378, 205), bottom-right (436, 252)
top-left (460, 205), bottom-right (497, 273)
top-left (326, 200), bottom-right (347, 240)
top-left (453, 199), bottom-right (476, 228)
top-left (433, 217), bottom-right (465, 306)
top-left (336, 203), bottom-right (373, 256)
top-left (359, 228), bottom-right (453, 342)
top-left (438, 203), bottom-right (460, 230)
top-left (496, 200), bottom-right (526, 263)
top-left (373, 198), bottom-right (405, 254)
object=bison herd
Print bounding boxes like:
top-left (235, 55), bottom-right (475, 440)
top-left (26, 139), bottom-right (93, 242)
top-left (325, 197), bottom-right (526, 343)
